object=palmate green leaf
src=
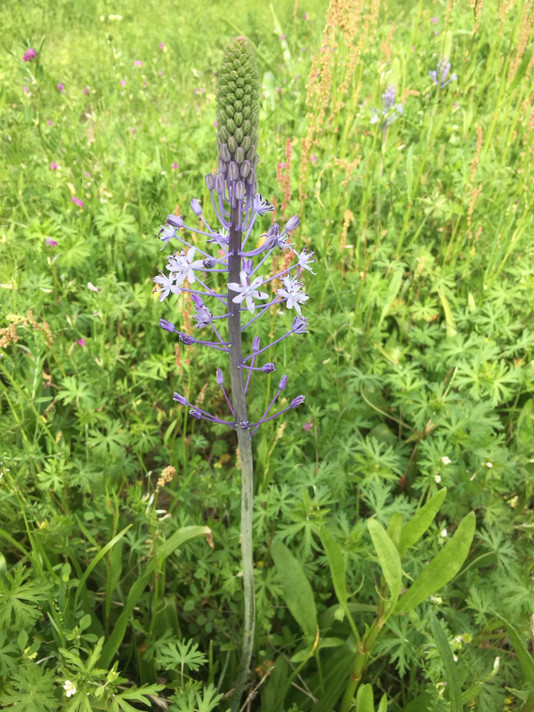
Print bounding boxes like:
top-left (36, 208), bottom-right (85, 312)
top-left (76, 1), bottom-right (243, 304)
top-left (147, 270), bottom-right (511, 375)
top-left (0, 565), bottom-right (50, 628)
top-left (109, 683), bottom-right (164, 712)
top-left (429, 613), bottom-right (463, 712)
top-left (271, 540), bottom-right (318, 639)
top-left (0, 662), bottom-right (57, 712)
top-left (367, 519), bottom-right (402, 606)
top-left (395, 512), bottom-right (476, 614)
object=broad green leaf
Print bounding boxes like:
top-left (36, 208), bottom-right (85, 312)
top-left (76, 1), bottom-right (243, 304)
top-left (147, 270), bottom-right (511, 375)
top-left (356, 684), bottom-right (375, 712)
top-left (430, 613), bottom-right (463, 712)
top-left (378, 268), bottom-right (403, 327)
top-left (320, 528), bottom-right (348, 608)
top-left (491, 611), bottom-right (534, 685)
top-left (396, 512), bottom-right (476, 614)
top-left (377, 695), bottom-right (387, 712)
top-left (368, 519), bottom-right (402, 605)
top-left (99, 526), bottom-right (211, 667)
top-left (399, 488), bottom-right (447, 555)
top-left (271, 540), bottom-right (317, 639)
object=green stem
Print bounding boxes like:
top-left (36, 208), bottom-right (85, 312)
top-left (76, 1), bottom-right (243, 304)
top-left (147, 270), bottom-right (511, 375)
top-left (228, 207), bottom-right (256, 712)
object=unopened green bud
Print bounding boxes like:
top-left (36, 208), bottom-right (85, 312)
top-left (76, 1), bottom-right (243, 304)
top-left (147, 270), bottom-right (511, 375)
top-left (216, 37), bottom-right (260, 184)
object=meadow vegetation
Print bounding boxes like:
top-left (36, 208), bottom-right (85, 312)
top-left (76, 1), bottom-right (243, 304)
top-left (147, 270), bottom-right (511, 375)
top-left (0, 0), bottom-right (533, 710)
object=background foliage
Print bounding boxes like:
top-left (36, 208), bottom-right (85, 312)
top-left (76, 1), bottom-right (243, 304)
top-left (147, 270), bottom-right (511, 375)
top-left (0, 0), bottom-right (533, 710)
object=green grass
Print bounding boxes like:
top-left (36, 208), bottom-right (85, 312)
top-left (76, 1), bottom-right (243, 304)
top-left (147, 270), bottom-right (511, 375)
top-left (1, 0), bottom-right (533, 710)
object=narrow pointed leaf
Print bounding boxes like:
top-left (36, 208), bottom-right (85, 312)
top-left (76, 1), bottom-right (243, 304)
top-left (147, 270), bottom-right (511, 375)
top-left (271, 540), bottom-right (317, 639)
top-left (368, 519), bottom-right (402, 604)
top-left (399, 488), bottom-right (447, 555)
top-left (430, 613), bottom-right (463, 712)
top-left (396, 512), bottom-right (475, 614)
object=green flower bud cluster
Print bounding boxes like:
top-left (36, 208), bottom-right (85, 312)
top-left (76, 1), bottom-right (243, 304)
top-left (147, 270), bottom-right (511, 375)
top-left (216, 37), bottom-right (260, 200)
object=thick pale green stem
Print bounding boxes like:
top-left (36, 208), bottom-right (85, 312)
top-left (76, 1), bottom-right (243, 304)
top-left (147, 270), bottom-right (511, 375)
top-left (228, 206), bottom-right (255, 712)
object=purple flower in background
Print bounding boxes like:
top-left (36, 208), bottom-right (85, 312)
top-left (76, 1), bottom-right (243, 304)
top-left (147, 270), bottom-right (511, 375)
top-left (430, 59), bottom-right (457, 88)
top-left (77, 338), bottom-right (86, 347)
top-left (23, 48), bottom-right (37, 62)
top-left (134, 60), bottom-right (142, 67)
top-left (45, 237), bottom-right (58, 247)
top-left (57, 83), bottom-right (64, 92)
top-left (50, 162), bottom-right (58, 170)
top-left (370, 85), bottom-right (403, 128)
top-left (83, 86), bottom-right (90, 95)
top-left (71, 196), bottom-right (84, 208)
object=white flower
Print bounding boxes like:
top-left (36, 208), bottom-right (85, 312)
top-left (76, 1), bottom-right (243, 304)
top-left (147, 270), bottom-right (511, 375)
top-left (166, 247), bottom-right (204, 285)
top-left (295, 248), bottom-right (316, 274)
top-left (440, 528), bottom-right (448, 537)
top-left (228, 271), bottom-right (269, 313)
top-left (441, 456), bottom-right (451, 465)
top-left (485, 461), bottom-right (493, 468)
top-left (63, 680), bottom-right (77, 698)
top-left (277, 275), bottom-right (309, 315)
top-left (434, 474), bottom-right (442, 483)
top-left (153, 273), bottom-right (175, 301)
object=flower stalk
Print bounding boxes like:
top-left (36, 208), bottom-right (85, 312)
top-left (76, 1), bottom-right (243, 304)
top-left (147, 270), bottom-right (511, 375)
top-left (155, 36), bottom-right (314, 710)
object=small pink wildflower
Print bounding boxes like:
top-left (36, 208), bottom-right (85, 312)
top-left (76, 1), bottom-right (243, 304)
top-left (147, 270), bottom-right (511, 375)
top-left (159, 42), bottom-right (165, 49)
top-left (71, 196), bottom-right (84, 207)
top-left (280, 34), bottom-right (286, 40)
top-left (57, 83), bottom-right (64, 92)
top-left (23, 48), bottom-right (37, 62)
top-left (45, 237), bottom-right (58, 247)
top-left (172, 162), bottom-right (178, 170)
top-left (77, 338), bottom-right (86, 347)
top-left (303, 421), bottom-right (313, 431)
top-left (23, 86), bottom-right (29, 94)
top-left (50, 162), bottom-right (58, 170)
top-left (48, 119), bottom-right (54, 126)
top-left (87, 282), bottom-right (101, 292)
top-left (120, 79), bottom-right (126, 86)
top-left (83, 86), bottom-right (90, 95)
top-left (431, 17), bottom-right (438, 24)
top-left (310, 153), bottom-right (318, 163)
top-left (134, 60), bottom-right (142, 67)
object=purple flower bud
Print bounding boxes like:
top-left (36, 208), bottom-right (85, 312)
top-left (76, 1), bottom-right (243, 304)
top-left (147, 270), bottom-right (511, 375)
top-left (190, 408), bottom-right (203, 419)
top-left (285, 215), bottom-right (300, 231)
top-left (218, 158), bottom-right (226, 175)
top-left (160, 318), bottom-right (176, 332)
top-left (290, 395), bottom-right (305, 408)
top-left (203, 257), bottom-right (217, 268)
top-left (262, 363), bottom-right (276, 373)
top-left (215, 174), bottom-right (225, 194)
top-left (235, 146), bottom-right (245, 164)
top-left (173, 393), bottom-right (188, 405)
top-left (235, 181), bottom-right (245, 200)
top-left (216, 368), bottom-right (224, 385)
top-left (167, 214), bottom-right (185, 228)
top-left (191, 293), bottom-right (204, 307)
top-left (242, 258), bottom-right (253, 275)
top-left (228, 161), bottom-right (239, 181)
top-left (179, 333), bottom-right (194, 345)
top-left (279, 375), bottom-right (288, 390)
top-left (240, 160), bottom-right (251, 178)
top-left (252, 336), bottom-right (260, 352)
top-left (220, 144), bottom-right (231, 162)
top-left (267, 223), bottom-right (281, 238)
top-left (292, 316), bottom-right (309, 334)
top-left (190, 198), bottom-right (202, 215)
top-left (205, 173), bottom-right (215, 191)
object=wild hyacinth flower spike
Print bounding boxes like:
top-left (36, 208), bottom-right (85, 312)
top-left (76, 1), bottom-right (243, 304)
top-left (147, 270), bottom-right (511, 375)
top-left (155, 37), bottom-right (314, 710)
